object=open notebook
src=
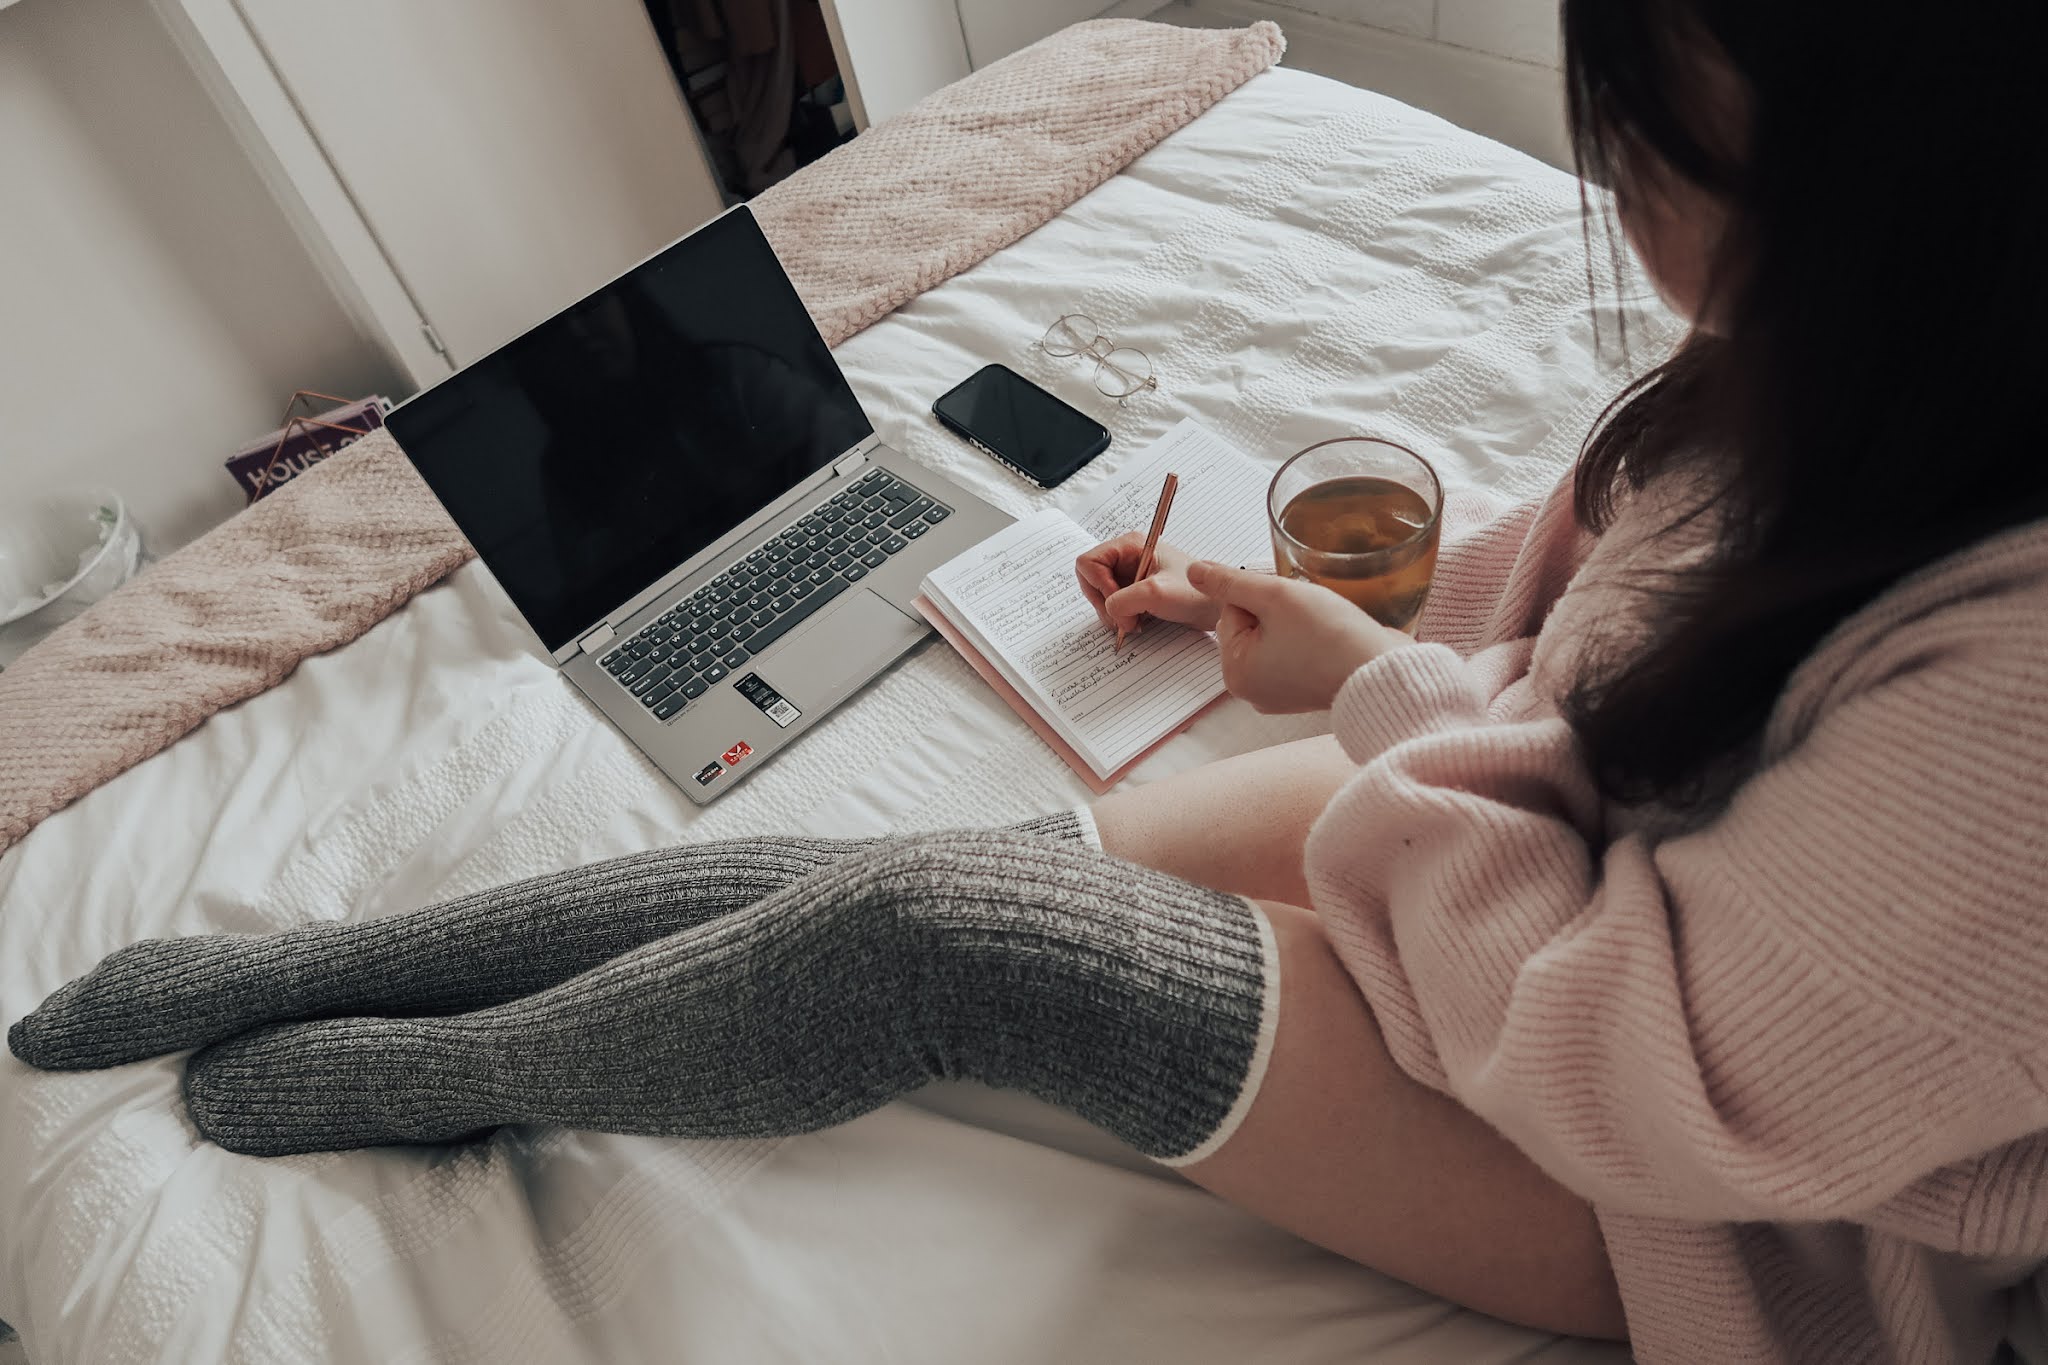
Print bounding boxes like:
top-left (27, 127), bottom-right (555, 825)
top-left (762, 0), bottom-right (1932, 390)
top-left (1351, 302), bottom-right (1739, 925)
top-left (914, 420), bottom-right (1271, 790)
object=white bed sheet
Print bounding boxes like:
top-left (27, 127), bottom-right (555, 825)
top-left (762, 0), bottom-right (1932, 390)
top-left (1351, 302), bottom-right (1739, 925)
top-left (0, 68), bottom-right (1679, 1364)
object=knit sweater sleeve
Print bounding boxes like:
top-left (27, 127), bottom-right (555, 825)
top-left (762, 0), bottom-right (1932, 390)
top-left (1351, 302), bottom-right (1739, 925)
top-left (1306, 576), bottom-right (2048, 1224)
top-left (1415, 470), bottom-right (1594, 655)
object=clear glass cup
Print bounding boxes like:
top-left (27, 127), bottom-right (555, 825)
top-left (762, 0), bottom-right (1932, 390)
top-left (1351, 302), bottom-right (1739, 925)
top-left (1267, 436), bottom-right (1443, 632)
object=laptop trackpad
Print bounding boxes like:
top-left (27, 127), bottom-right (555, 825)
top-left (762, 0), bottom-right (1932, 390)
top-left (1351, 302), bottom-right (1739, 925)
top-left (758, 588), bottom-right (927, 706)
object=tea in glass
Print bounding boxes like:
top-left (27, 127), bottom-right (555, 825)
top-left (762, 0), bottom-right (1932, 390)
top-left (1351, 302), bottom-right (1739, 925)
top-left (1268, 438), bottom-right (1443, 632)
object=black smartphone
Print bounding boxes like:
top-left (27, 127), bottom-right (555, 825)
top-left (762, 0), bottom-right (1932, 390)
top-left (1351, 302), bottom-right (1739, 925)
top-left (931, 363), bottom-right (1111, 489)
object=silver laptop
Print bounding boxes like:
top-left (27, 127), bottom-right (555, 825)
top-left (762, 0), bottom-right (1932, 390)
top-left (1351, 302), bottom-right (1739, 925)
top-left (386, 204), bottom-right (1013, 803)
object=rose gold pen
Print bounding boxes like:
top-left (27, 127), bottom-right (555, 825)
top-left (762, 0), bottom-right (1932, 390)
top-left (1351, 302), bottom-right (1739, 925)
top-left (1115, 472), bottom-right (1178, 653)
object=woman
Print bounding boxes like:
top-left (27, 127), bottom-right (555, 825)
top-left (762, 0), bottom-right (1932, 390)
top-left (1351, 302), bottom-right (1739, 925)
top-left (12, 2), bottom-right (2047, 1359)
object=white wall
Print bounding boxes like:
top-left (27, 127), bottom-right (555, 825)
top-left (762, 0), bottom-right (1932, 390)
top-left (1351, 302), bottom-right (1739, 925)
top-left (1170, 0), bottom-right (1568, 168)
top-left (1254, 0), bottom-right (1558, 66)
top-left (0, 0), bottom-right (399, 555)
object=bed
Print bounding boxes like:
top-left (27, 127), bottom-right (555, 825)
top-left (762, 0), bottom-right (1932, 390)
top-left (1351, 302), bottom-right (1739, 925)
top-left (0, 66), bottom-right (1675, 1363)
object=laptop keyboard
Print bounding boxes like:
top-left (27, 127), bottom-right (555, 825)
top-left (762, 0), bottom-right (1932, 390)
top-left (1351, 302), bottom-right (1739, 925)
top-left (597, 468), bottom-right (952, 722)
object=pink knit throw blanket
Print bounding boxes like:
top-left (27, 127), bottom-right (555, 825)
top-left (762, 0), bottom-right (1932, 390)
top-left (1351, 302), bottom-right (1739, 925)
top-left (0, 19), bottom-right (1284, 854)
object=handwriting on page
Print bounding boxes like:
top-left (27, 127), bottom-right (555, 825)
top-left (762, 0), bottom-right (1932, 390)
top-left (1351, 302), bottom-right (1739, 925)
top-left (946, 517), bottom-right (1094, 657)
top-left (1077, 420), bottom-right (1273, 570)
top-left (935, 511), bottom-right (1223, 772)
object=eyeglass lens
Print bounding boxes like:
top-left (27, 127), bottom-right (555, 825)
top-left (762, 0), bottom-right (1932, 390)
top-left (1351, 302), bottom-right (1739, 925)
top-left (1093, 347), bottom-right (1153, 399)
top-left (1042, 315), bottom-right (1100, 358)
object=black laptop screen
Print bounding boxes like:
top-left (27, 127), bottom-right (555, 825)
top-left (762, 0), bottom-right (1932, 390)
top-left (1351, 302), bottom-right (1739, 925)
top-left (386, 207), bottom-right (872, 652)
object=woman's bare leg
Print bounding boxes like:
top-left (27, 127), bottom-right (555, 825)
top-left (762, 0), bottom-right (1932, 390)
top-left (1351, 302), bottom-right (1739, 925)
top-left (1091, 745), bottom-right (1625, 1340)
top-left (1186, 902), bottom-right (1624, 1338)
top-left (1089, 734), bottom-right (1358, 907)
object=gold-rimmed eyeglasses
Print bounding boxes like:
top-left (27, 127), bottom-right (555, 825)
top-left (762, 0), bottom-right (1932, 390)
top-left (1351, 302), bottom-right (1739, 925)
top-left (1038, 314), bottom-right (1158, 404)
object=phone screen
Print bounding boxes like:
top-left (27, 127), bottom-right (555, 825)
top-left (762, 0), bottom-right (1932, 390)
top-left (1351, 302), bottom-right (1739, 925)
top-left (931, 364), bottom-right (1111, 489)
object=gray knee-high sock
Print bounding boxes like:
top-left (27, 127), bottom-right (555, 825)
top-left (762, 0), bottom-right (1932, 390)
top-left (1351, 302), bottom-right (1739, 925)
top-left (179, 831), bottom-right (1280, 1163)
top-left (8, 811), bottom-right (1095, 1071)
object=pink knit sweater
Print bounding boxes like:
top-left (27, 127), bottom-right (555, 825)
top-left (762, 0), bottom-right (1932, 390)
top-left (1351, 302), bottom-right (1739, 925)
top-left (1302, 472), bottom-right (2048, 1363)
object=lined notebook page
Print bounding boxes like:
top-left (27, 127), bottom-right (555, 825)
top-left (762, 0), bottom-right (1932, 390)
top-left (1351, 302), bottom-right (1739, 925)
top-left (922, 510), bottom-right (1224, 776)
top-left (1075, 419), bottom-right (1273, 569)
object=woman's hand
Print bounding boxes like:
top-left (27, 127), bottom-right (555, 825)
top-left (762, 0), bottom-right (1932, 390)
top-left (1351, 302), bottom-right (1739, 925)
top-left (1075, 535), bottom-right (1221, 634)
top-left (1186, 561), bottom-right (1412, 713)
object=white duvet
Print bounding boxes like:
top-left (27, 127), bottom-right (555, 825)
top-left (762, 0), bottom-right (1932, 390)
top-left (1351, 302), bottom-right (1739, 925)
top-left (0, 70), bottom-right (1676, 1364)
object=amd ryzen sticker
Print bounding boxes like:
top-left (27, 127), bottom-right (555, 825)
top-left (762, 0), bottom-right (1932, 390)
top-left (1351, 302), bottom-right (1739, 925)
top-left (734, 673), bottom-right (801, 728)
top-left (694, 761), bottom-right (723, 786)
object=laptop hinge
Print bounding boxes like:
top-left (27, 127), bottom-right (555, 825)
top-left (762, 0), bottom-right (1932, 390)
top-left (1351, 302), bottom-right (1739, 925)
top-left (577, 621), bottom-right (616, 657)
top-left (831, 448), bottom-right (869, 477)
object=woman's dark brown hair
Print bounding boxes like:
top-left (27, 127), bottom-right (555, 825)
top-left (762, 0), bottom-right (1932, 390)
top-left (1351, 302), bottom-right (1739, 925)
top-left (1559, 0), bottom-right (2048, 808)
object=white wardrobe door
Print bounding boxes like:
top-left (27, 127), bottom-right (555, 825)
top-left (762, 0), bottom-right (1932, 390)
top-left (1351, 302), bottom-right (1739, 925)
top-left (231, 0), bottom-right (724, 367)
top-left (820, 0), bottom-right (971, 129)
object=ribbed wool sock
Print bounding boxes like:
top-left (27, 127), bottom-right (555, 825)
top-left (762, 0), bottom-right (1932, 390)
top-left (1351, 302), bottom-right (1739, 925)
top-left (8, 811), bottom-right (1094, 1071)
top-left (178, 830), bottom-right (1279, 1163)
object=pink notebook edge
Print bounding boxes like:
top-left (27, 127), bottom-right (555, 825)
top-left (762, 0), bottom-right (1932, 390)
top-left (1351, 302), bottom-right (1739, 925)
top-left (912, 593), bottom-right (1226, 796)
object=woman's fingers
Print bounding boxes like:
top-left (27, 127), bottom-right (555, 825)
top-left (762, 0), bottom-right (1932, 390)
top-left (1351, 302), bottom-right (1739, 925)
top-left (1075, 532), bottom-right (1150, 622)
top-left (1077, 537), bottom-right (1209, 629)
top-left (1187, 560), bottom-right (1291, 611)
top-left (1188, 560), bottom-right (1412, 713)
top-left (1104, 573), bottom-right (1218, 632)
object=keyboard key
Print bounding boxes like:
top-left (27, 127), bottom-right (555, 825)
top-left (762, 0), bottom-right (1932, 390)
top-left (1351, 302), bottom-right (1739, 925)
top-left (745, 574), bottom-right (850, 655)
top-left (845, 563), bottom-right (869, 581)
top-left (808, 567), bottom-right (831, 585)
top-left (734, 622), bottom-right (757, 641)
top-left (689, 651), bottom-right (716, 672)
top-left (828, 553), bottom-right (853, 572)
top-left (792, 580), bottom-right (814, 598)
top-left (882, 535), bottom-right (907, 554)
top-left (865, 526), bottom-right (889, 544)
top-left (826, 538), bottom-right (850, 556)
top-left (862, 548), bottom-right (887, 568)
top-left (710, 620), bottom-right (734, 638)
top-left (771, 594), bottom-right (794, 612)
top-left (653, 692), bottom-right (688, 720)
top-left (602, 652), bottom-right (632, 675)
top-left (886, 505), bottom-right (925, 530)
top-left (622, 659), bottom-right (655, 683)
top-left (632, 665), bottom-right (671, 696)
top-left (722, 646), bottom-right (751, 668)
top-left (862, 511), bottom-right (888, 529)
top-left (924, 505), bottom-right (951, 524)
top-left (903, 520), bottom-right (930, 540)
top-left (648, 642), bottom-right (673, 661)
top-left (703, 665), bottom-right (728, 685)
top-left (682, 677), bottom-right (709, 699)
top-left (752, 608), bottom-right (774, 626)
top-left (647, 679), bottom-right (679, 705)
